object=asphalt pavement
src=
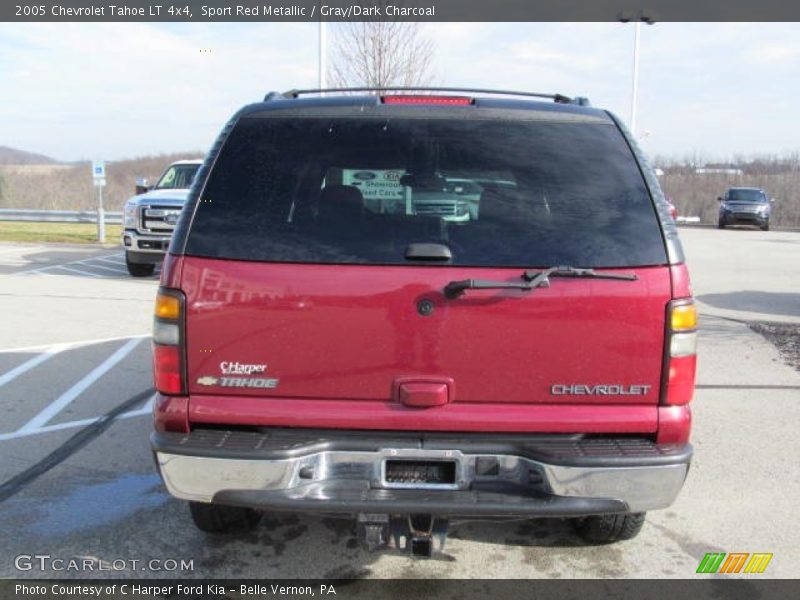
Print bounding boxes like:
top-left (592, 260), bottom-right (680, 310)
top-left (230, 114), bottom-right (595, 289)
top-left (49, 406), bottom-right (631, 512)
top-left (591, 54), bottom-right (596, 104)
top-left (0, 228), bottom-right (798, 579)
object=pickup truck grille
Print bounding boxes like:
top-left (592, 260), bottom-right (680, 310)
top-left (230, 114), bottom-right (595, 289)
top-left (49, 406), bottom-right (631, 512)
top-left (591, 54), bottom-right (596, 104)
top-left (140, 205), bottom-right (181, 233)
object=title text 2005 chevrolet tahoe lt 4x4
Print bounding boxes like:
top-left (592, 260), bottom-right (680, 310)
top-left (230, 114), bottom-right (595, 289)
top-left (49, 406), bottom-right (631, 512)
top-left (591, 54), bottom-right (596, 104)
top-left (150, 88), bottom-right (696, 556)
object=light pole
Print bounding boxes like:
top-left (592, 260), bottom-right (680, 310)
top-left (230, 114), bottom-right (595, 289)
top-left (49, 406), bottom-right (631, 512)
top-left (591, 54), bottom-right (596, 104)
top-left (630, 21), bottom-right (641, 134)
top-left (318, 17), bottom-right (327, 89)
top-left (620, 16), bottom-right (654, 136)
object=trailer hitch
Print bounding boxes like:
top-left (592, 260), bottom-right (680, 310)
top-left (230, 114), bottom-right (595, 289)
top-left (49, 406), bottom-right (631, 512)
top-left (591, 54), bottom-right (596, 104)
top-left (357, 514), bottom-right (449, 557)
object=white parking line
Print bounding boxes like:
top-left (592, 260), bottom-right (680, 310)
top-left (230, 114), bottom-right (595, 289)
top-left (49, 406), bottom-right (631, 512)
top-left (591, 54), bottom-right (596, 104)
top-left (13, 253), bottom-right (123, 276)
top-left (0, 342), bottom-right (71, 388)
top-left (80, 262), bottom-right (128, 275)
top-left (73, 254), bottom-right (123, 265)
top-left (50, 265), bottom-right (102, 278)
top-left (0, 394), bottom-right (156, 441)
top-left (17, 337), bottom-right (145, 432)
top-left (0, 334), bottom-right (149, 354)
top-left (93, 256), bottom-right (127, 266)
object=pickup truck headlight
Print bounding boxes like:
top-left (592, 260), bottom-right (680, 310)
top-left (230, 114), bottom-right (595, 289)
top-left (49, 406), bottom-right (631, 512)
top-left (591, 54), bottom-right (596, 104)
top-left (455, 201), bottom-right (470, 217)
top-left (123, 200), bottom-right (137, 229)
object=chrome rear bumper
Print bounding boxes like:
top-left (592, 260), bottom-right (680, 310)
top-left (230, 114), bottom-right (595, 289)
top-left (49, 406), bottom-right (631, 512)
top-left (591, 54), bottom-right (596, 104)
top-left (153, 430), bottom-right (691, 516)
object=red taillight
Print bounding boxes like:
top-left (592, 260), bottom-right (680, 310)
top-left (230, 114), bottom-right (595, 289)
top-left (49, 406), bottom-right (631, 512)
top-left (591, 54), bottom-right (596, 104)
top-left (666, 355), bottom-right (697, 405)
top-left (153, 344), bottom-right (184, 395)
top-left (152, 288), bottom-right (186, 396)
top-left (663, 299), bottom-right (697, 406)
top-left (382, 95), bottom-right (472, 105)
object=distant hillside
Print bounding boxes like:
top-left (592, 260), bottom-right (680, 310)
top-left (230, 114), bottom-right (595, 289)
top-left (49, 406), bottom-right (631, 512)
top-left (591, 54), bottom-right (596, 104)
top-left (0, 146), bottom-right (58, 165)
top-left (0, 152), bottom-right (204, 211)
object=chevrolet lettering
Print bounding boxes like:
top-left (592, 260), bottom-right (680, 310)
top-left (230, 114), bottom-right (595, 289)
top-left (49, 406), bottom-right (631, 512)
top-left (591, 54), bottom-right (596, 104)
top-left (551, 384), bottom-right (653, 396)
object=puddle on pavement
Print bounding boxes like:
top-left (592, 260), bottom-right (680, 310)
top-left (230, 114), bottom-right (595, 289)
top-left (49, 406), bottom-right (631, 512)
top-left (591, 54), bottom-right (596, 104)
top-left (2, 472), bottom-right (168, 537)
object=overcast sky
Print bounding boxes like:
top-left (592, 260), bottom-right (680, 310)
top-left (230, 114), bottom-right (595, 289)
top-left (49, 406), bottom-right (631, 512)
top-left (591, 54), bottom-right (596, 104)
top-left (2, 22), bottom-right (799, 162)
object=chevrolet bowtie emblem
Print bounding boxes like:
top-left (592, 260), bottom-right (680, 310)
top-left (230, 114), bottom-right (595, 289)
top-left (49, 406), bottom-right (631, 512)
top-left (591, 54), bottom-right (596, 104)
top-left (196, 376), bottom-right (219, 386)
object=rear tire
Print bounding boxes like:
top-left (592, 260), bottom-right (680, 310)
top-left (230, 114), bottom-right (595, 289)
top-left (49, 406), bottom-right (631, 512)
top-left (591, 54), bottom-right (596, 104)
top-left (189, 501), bottom-right (262, 533)
top-left (125, 252), bottom-right (155, 277)
top-left (573, 513), bottom-right (646, 543)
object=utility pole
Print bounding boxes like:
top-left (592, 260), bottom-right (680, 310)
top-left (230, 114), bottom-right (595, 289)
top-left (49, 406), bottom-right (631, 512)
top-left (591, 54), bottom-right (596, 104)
top-left (630, 21), bottom-right (641, 135)
top-left (318, 18), bottom-right (327, 89)
top-left (620, 16), bottom-right (654, 137)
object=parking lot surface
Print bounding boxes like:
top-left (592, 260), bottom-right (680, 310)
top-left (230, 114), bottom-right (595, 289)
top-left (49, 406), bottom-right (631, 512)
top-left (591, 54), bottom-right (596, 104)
top-left (0, 228), bottom-right (799, 579)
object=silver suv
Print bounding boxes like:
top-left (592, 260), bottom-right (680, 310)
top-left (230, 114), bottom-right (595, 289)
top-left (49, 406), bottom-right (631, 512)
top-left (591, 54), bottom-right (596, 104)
top-left (717, 187), bottom-right (773, 231)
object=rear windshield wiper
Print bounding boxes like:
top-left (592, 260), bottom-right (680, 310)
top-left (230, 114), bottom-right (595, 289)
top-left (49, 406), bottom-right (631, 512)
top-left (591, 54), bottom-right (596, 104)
top-left (444, 279), bottom-right (536, 299)
top-left (522, 265), bottom-right (639, 287)
top-left (444, 266), bottom-right (638, 299)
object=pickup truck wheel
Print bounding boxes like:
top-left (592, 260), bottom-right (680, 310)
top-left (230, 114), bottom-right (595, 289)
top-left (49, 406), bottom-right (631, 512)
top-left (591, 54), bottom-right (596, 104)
top-left (125, 253), bottom-right (155, 277)
top-left (189, 501), bottom-right (262, 533)
top-left (572, 513), bottom-right (646, 543)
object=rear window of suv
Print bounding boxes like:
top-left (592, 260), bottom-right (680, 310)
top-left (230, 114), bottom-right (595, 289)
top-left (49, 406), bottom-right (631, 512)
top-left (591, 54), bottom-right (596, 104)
top-left (185, 113), bottom-right (667, 268)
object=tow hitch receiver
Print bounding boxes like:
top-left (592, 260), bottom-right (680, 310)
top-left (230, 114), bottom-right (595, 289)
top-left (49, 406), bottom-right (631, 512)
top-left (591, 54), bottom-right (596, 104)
top-left (357, 514), bottom-right (449, 557)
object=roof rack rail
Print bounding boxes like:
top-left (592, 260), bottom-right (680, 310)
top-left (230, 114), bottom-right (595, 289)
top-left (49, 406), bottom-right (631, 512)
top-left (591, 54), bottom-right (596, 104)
top-left (268, 87), bottom-right (590, 106)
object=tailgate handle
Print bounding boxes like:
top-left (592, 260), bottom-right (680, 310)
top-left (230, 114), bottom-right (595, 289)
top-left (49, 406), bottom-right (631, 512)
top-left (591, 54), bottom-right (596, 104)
top-left (393, 378), bottom-right (454, 407)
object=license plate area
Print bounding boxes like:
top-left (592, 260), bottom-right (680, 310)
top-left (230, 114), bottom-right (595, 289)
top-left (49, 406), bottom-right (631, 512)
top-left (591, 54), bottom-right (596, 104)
top-left (382, 459), bottom-right (458, 489)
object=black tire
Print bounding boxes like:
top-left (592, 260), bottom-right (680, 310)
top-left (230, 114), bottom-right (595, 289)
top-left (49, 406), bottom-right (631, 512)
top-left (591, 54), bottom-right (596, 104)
top-left (125, 253), bottom-right (155, 277)
top-left (189, 501), bottom-right (262, 533)
top-left (573, 513), bottom-right (646, 543)
top-left (761, 221), bottom-right (770, 231)
top-left (717, 220), bottom-right (726, 229)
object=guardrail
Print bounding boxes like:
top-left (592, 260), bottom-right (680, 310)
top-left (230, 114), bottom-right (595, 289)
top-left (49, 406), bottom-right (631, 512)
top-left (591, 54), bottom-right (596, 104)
top-left (0, 208), bottom-right (122, 224)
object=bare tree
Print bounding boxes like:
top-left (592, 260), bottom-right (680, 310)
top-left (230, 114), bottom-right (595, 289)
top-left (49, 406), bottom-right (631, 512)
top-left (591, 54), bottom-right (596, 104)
top-left (327, 20), bottom-right (435, 89)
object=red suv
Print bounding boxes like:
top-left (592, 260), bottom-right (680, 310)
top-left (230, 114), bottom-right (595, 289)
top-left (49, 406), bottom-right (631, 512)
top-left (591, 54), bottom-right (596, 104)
top-left (150, 88), bottom-right (696, 555)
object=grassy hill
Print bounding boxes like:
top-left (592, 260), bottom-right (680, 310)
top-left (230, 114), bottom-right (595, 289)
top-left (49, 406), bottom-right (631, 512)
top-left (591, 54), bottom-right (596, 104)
top-left (0, 151), bottom-right (203, 212)
top-left (0, 145), bottom-right (59, 165)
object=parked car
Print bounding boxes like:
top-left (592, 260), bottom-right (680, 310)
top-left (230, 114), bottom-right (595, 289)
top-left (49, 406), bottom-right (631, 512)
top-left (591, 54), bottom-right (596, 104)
top-left (121, 159), bottom-right (202, 276)
top-left (150, 88), bottom-right (696, 556)
top-left (665, 196), bottom-right (678, 221)
top-left (717, 187), bottom-right (772, 231)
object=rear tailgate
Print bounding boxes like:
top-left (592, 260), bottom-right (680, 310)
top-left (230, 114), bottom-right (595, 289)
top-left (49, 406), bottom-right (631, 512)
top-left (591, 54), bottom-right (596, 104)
top-left (182, 259), bottom-right (670, 431)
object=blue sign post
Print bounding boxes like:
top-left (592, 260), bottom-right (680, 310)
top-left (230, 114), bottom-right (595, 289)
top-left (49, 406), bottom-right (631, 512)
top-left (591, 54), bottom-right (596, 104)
top-left (92, 160), bottom-right (106, 243)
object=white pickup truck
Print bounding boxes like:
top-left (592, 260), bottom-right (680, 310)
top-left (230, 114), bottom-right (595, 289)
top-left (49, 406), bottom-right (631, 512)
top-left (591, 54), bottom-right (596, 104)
top-left (121, 159), bottom-right (202, 276)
